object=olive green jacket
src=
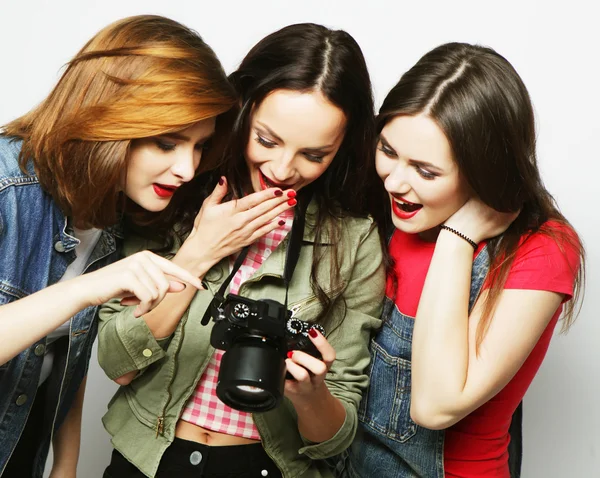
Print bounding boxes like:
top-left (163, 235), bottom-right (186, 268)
top-left (97, 207), bottom-right (384, 478)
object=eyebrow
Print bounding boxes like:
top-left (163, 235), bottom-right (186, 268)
top-left (162, 132), bottom-right (190, 141)
top-left (161, 131), bottom-right (214, 143)
top-left (256, 121), bottom-right (336, 152)
top-left (379, 134), bottom-right (444, 172)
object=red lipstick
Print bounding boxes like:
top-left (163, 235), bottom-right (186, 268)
top-left (153, 183), bottom-right (177, 198)
top-left (391, 195), bottom-right (423, 220)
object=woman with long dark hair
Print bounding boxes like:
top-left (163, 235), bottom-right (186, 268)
top-left (338, 42), bottom-right (584, 478)
top-left (98, 23), bottom-right (388, 478)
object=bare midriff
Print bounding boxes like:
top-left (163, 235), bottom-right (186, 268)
top-left (175, 420), bottom-right (261, 446)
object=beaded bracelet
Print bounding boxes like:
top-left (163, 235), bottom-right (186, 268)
top-left (439, 225), bottom-right (478, 250)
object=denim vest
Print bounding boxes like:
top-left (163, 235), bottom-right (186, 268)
top-left (0, 136), bottom-right (122, 477)
top-left (335, 242), bottom-right (490, 478)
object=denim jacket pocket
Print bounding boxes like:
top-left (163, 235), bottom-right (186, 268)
top-left (359, 334), bottom-right (417, 443)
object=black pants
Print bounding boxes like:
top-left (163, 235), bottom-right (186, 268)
top-left (3, 381), bottom-right (48, 478)
top-left (104, 437), bottom-right (282, 478)
top-left (508, 401), bottom-right (523, 478)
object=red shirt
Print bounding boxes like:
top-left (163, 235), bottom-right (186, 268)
top-left (387, 221), bottom-right (580, 477)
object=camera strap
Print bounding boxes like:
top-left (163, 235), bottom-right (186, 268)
top-left (201, 190), bottom-right (312, 325)
top-left (281, 190), bottom-right (311, 308)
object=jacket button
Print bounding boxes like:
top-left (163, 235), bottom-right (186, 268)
top-left (261, 471), bottom-right (269, 476)
top-left (16, 394), bottom-right (28, 406)
top-left (189, 450), bottom-right (203, 465)
top-left (34, 344), bottom-right (46, 356)
top-left (54, 241), bottom-right (66, 252)
top-left (142, 349), bottom-right (153, 358)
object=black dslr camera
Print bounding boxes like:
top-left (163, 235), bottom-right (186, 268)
top-left (205, 293), bottom-right (325, 413)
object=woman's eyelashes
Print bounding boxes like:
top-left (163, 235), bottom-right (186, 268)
top-left (378, 142), bottom-right (397, 158)
top-left (416, 167), bottom-right (437, 180)
top-left (255, 134), bottom-right (277, 148)
top-left (378, 141), bottom-right (438, 180)
top-left (254, 133), bottom-right (325, 163)
top-left (154, 138), bottom-right (209, 153)
top-left (155, 138), bottom-right (176, 152)
top-left (302, 152), bottom-right (325, 163)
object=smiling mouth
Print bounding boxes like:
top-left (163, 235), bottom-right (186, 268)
top-left (259, 170), bottom-right (295, 190)
top-left (153, 183), bottom-right (178, 198)
top-left (391, 195), bottom-right (423, 212)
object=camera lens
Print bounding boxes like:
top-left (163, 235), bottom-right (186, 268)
top-left (216, 336), bottom-right (286, 412)
top-left (236, 385), bottom-right (267, 394)
top-left (221, 384), bottom-right (276, 411)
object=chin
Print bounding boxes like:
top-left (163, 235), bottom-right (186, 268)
top-left (146, 202), bottom-right (169, 212)
top-left (132, 197), bottom-right (170, 213)
top-left (390, 216), bottom-right (426, 235)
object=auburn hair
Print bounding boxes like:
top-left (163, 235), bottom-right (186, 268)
top-left (3, 15), bottom-right (236, 228)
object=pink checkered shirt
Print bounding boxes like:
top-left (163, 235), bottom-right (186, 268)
top-left (180, 208), bottom-right (294, 439)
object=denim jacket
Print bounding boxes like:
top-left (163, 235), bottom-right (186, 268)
top-left (97, 205), bottom-right (385, 478)
top-left (0, 136), bottom-right (122, 477)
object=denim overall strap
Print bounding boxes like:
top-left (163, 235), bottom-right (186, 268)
top-left (469, 245), bottom-right (490, 311)
top-left (337, 244), bottom-right (491, 478)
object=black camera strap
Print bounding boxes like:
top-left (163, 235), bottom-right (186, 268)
top-left (201, 191), bottom-right (312, 325)
top-left (281, 191), bottom-right (310, 308)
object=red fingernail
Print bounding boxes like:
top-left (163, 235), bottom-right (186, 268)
top-left (287, 351), bottom-right (294, 359)
top-left (287, 190), bottom-right (296, 198)
top-left (287, 199), bottom-right (297, 206)
top-left (274, 189), bottom-right (283, 197)
top-left (218, 177), bottom-right (224, 186)
top-left (278, 220), bottom-right (285, 226)
top-left (308, 327), bottom-right (318, 338)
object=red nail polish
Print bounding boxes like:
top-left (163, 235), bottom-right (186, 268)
top-left (287, 190), bottom-right (296, 198)
top-left (218, 177), bottom-right (224, 186)
top-left (308, 327), bottom-right (318, 338)
top-left (287, 351), bottom-right (294, 359)
top-left (278, 220), bottom-right (285, 226)
top-left (274, 189), bottom-right (283, 197)
top-left (287, 199), bottom-right (297, 206)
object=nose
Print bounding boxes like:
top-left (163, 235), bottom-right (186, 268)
top-left (171, 149), bottom-right (199, 183)
top-left (270, 150), bottom-right (296, 183)
top-left (384, 162), bottom-right (410, 194)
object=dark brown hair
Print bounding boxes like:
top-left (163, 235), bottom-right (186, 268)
top-left (3, 15), bottom-right (236, 229)
top-left (378, 42), bottom-right (584, 346)
top-left (189, 23), bottom-right (389, 324)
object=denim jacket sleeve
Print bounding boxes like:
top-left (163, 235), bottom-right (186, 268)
top-left (97, 235), bottom-right (170, 380)
top-left (299, 220), bottom-right (385, 459)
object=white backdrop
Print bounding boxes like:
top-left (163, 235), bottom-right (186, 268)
top-left (1, 1), bottom-right (598, 476)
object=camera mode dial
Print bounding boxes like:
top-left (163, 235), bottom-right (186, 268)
top-left (232, 303), bottom-right (251, 320)
top-left (310, 324), bottom-right (326, 336)
top-left (286, 318), bottom-right (307, 335)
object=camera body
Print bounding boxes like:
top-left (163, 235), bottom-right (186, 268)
top-left (210, 294), bottom-right (322, 359)
top-left (205, 293), bottom-right (325, 412)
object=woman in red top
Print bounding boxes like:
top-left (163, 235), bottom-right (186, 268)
top-left (339, 42), bottom-right (585, 478)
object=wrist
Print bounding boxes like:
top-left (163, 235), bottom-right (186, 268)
top-left (439, 225), bottom-right (478, 250)
top-left (437, 227), bottom-right (478, 255)
top-left (290, 382), bottom-right (333, 411)
top-left (174, 243), bottom-right (213, 279)
top-left (65, 275), bottom-right (97, 309)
